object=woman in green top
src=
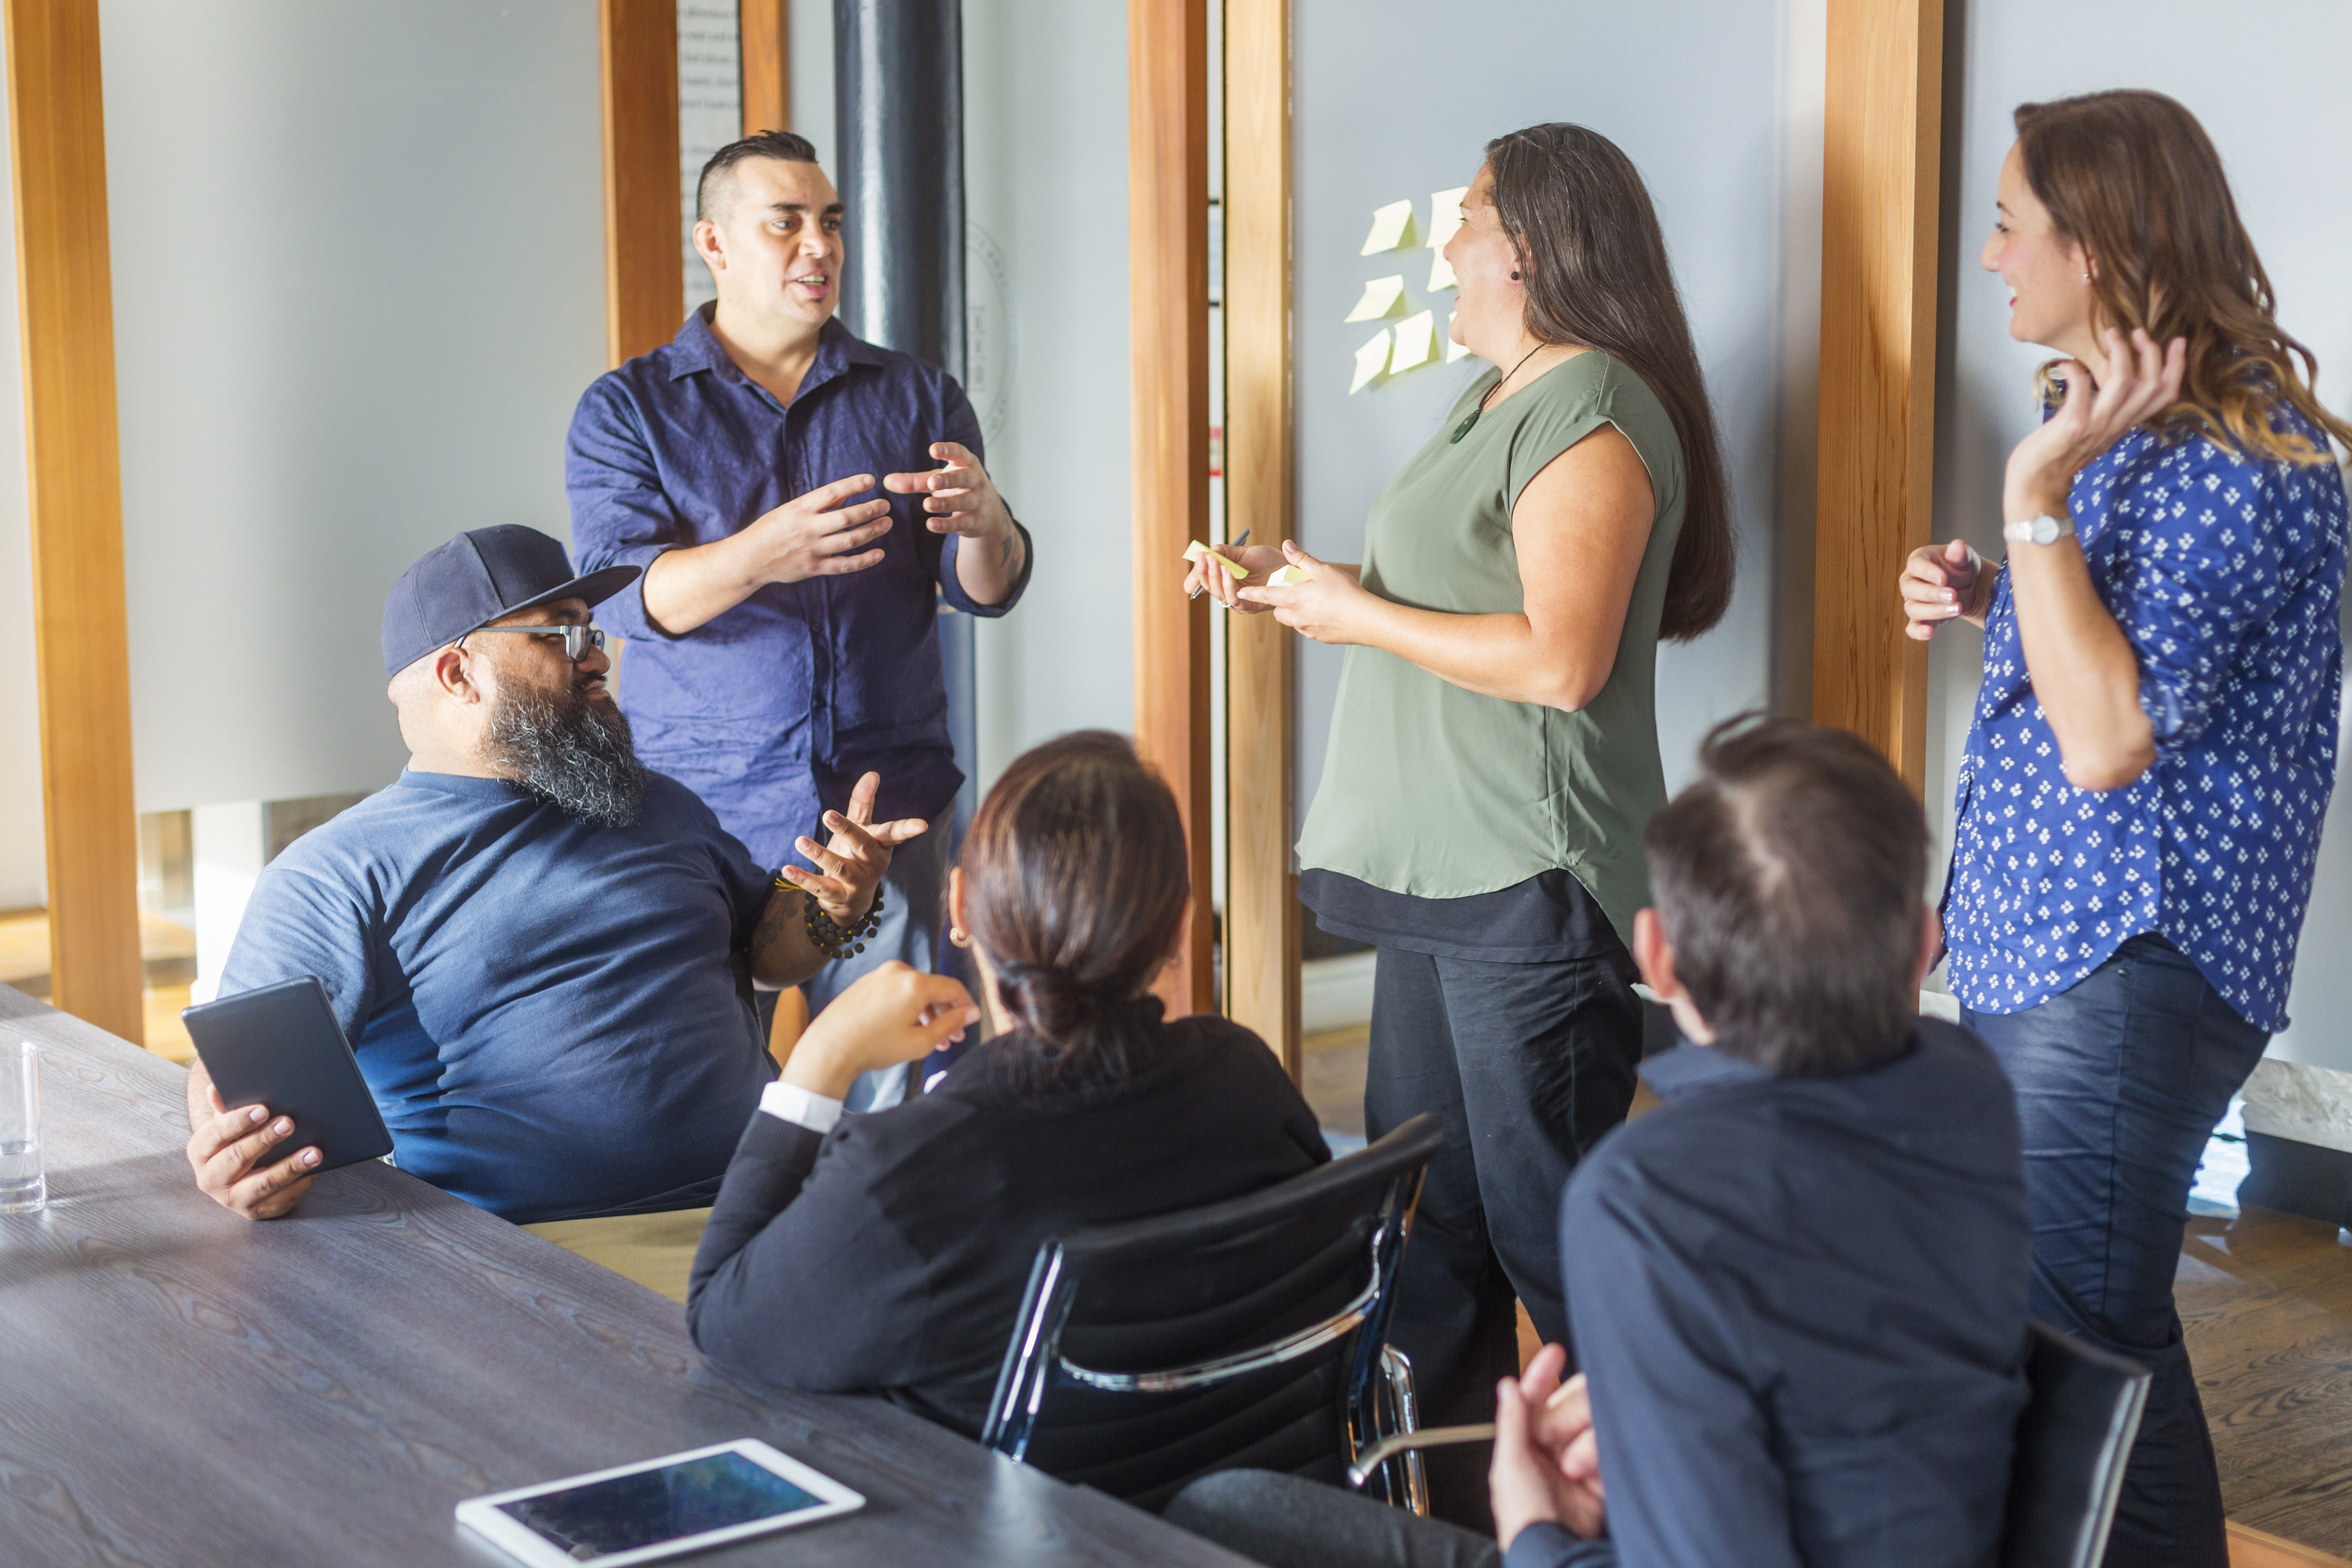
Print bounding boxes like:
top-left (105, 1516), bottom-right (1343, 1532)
top-left (1190, 122), bottom-right (1733, 1523)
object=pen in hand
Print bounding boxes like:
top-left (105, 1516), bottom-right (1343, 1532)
top-left (1187, 530), bottom-right (1252, 601)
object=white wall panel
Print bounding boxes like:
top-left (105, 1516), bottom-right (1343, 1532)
top-left (101, 0), bottom-right (607, 814)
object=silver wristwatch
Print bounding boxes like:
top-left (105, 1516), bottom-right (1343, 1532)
top-left (2003, 512), bottom-right (2076, 547)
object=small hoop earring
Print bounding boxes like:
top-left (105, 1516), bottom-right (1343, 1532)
top-left (948, 927), bottom-right (971, 949)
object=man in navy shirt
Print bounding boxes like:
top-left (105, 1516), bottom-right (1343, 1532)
top-left (1167, 717), bottom-right (2032, 1568)
top-left (180, 526), bottom-right (930, 1224)
top-left (566, 129), bottom-right (1033, 1111)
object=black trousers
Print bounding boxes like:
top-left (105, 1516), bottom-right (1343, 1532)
top-left (1965, 934), bottom-right (2266, 1568)
top-left (1364, 944), bottom-right (1643, 1530)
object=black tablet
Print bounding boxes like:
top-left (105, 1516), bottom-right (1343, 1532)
top-left (182, 977), bottom-right (394, 1174)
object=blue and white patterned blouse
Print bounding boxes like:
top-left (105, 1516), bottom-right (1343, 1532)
top-left (1943, 405), bottom-right (2349, 1032)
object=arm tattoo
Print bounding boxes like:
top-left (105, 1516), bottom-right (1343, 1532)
top-left (752, 885), bottom-right (800, 967)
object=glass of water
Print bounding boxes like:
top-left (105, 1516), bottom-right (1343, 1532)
top-left (1, 1038), bottom-right (43, 1215)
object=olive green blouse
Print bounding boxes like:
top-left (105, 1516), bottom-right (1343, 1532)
top-left (1294, 350), bottom-right (1687, 945)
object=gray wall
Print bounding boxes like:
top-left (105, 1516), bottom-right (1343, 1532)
top-left (1290, 0), bottom-right (1827, 826)
top-left (1931, 0), bottom-right (2352, 1071)
top-left (962, 0), bottom-right (1135, 781)
top-left (102, 0), bottom-right (608, 813)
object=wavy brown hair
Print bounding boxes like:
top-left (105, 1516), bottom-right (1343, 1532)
top-left (1483, 122), bottom-right (1735, 640)
top-left (2014, 90), bottom-right (2352, 464)
top-left (960, 731), bottom-right (1188, 1089)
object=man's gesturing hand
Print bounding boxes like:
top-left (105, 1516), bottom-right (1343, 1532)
top-left (777, 769), bottom-right (929, 926)
top-left (884, 441), bottom-right (1011, 540)
top-left (183, 1056), bottom-right (319, 1220)
top-left (748, 473), bottom-right (894, 585)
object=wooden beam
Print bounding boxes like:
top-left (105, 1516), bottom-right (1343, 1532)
top-left (7, 0), bottom-right (143, 1045)
top-left (600, 0), bottom-right (684, 368)
top-left (1812, 0), bottom-right (1943, 788)
top-left (1129, 0), bottom-right (1214, 1018)
top-left (1223, 0), bottom-right (1299, 1076)
top-left (739, 0), bottom-right (789, 139)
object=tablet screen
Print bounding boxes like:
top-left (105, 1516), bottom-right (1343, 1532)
top-left (495, 1450), bottom-right (824, 1559)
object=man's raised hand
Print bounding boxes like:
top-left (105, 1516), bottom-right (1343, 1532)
top-left (883, 442), bottom-right (1011, 539)
top-left (777, 769), bottom-right (928, 926)
top-left (750, 473), bottom-right (894, 584)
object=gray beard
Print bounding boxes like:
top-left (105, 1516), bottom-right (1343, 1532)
top-left (484, 682), bottom-right (648, 828)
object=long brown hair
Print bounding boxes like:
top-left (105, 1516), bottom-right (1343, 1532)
top-left (960, 731), bottom-right (1188, 1087)
top-left (1483, 122), bottom-right (1735, 641)
top-left (2013, 90), bottom-right (2352, 463)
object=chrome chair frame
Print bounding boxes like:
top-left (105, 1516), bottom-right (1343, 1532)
top-left (981, 1114), bottom-right (1445, 1512)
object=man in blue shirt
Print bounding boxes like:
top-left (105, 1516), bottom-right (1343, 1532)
top-left (1166, 718), bottom-right (2032, 1568)
top-left (566, 129), bottom-right (1033, 1110)
top-left (180, 526), bottom-right (929, 1224)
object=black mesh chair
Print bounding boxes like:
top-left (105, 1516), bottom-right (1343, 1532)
top-left (1999, 1320), bottom-right (2152, 1568)
top-left (979, 1113), bottom-right (1448, 1513)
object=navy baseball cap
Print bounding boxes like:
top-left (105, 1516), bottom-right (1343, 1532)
top-left (380, 526), bottom-right (640, 675)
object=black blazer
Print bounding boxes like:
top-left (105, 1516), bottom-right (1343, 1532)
top-left (686, 1008), bottom-right (1330, 1436)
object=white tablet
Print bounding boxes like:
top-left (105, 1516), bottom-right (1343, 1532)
top-left (454, 1439), bottom-right (864, 1566)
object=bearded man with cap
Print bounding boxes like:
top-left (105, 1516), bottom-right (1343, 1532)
top-left (180, 526), bottom-right (947, 1225)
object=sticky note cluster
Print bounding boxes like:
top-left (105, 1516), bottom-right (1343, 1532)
top-left (1348, 187), bottom-right (1475, 392)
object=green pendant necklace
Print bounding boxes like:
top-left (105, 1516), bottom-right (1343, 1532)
top-left (1450, 345), bottom-right (1546, 443)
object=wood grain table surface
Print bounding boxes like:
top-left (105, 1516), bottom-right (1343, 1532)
top-left (0, 984), bottom-right (1253, 1568)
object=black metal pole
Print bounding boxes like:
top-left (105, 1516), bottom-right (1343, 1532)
top-left (834, 0), bottom-right (964, 381)
top-left (833, 0), bottom-right (978, 913)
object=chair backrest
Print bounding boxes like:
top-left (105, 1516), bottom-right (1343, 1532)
top-left (1999, 1319), bottom-right (2153, 1568)
top-left (980, 1113), bottom-right (1447, 1513)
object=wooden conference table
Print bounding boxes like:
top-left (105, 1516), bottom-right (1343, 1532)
top-left (0, 985), bottom-right (1252, 1567)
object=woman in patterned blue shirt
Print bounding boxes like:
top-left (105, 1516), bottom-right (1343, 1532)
top-left (1900, 91), bottom-right (2351, 1568)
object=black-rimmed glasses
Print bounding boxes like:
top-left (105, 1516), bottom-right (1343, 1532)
top-left (458, 624), bottom-right (607, 662)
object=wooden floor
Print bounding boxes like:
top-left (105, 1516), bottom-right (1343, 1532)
top-left (1303, 1028), bottom-right (2352, 1563)
top-left (2183, 1208), bottom-right (2352, 1558)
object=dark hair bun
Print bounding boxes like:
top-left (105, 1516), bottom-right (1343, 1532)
top-left (996, 964), bottom-right (1113, 1045)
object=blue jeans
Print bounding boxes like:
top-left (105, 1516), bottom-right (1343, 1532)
top-left (1964, 933), bottom-right (2267, 1568)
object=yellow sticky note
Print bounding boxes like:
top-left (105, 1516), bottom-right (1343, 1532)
top-left (1350, 328), bottom-right (1392, 394)
top-left (1271, 564), bottom-right (1311, 586)
top-left (1343, 274), bottom-right (1407, 323)
top-left (1445, 312), bottom-right (1471, 363)
top-left (1427, 186), bottom-right (1469, 250)
top-left (1359, 199), bottom-right (1415, 255)
top-left (1390, 310), bottom-right (1437, 374)
top-left (1183, 540), bottom-right (1245, 578)
top-left (1428, 249), bottom-right (1457, 292)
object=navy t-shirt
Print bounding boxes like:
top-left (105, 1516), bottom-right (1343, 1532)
top-left (218, 769), bottom-right (776, 1223)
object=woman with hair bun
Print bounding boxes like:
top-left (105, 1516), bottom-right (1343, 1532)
top-left (1901, 89), bottom-right (2350, 1568)
top-left (1189, 121), bottom-right (1733, 1523)
top-left (685, 731), bottom-right (1328, 1433)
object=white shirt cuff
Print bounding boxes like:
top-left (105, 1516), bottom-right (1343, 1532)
top-left (759, 1078), bottom-right (845, 1134)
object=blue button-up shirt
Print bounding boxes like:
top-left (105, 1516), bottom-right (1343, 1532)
top-left (566, 310), bottom-right (1031, 869)
top-left (1943, 407), bottom-right (2348, 1032)
top-left (1503, 1022), bottom-right (2030, 1568)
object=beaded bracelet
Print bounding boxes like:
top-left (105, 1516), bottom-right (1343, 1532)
top-left (783, 875), bottom-right (885, 961)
